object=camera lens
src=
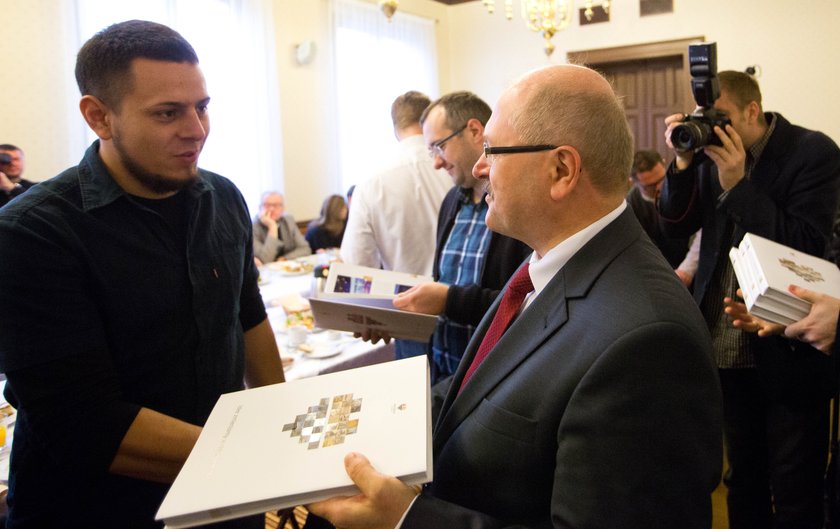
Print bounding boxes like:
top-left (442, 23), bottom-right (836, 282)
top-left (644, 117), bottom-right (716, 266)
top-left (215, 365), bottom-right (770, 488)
top-left (672, 121), bottom-right (709, 151)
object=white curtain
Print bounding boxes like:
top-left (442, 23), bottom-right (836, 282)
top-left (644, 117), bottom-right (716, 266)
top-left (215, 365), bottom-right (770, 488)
top-left (330, 0), bottom-right (439, 192)
top-left (74, 0), bottom-right (283, 215)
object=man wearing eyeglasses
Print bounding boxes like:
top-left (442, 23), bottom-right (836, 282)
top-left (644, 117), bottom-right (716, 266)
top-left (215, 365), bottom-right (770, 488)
top-left (626, 150), bottom-right (696, 283)
top-left (340, 91), bottom-right (451, 362)
top-left (310, 64), bottom-right (722, 529)
top-left (394, 91), bottom-right (530, 385)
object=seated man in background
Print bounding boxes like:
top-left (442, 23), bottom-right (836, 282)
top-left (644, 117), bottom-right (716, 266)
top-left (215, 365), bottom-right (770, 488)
top-left (0, 144), bottom-right (34, 208)
top-left (253, 190), bottom-right (312, 265)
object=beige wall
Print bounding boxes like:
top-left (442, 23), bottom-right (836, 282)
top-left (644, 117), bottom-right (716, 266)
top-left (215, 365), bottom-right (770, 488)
top-left (1, 0), bottom-right (87, 185)
top-left (3, 0), bottom-right (839, 220)
top-left (272, 0), bottom-right (450, 219)
top-left (444, 0), bottom-right (840, 144)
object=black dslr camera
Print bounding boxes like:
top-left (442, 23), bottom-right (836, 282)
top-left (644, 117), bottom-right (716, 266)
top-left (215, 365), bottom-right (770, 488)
top-left (0, 153), bottom-right (11, 165)
top-left (671, 42), bottom-right (731, 151)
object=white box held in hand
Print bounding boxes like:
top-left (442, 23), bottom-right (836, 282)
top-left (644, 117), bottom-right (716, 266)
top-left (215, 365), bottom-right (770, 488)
top-left (741, 233), bottom-right (840, 305)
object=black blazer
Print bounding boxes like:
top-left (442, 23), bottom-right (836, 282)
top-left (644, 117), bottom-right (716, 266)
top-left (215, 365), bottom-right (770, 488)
top-left (404, 208), bottom-right (723, 528)
top-left (658, 112), bottom-right (840, 399)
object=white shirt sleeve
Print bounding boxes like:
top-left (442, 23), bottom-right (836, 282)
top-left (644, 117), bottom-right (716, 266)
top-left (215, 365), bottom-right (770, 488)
top-left (392, 494), bottom-right (421, 529)
top-left (676, 229), bottom-right (702, 276)
top-left (340, 184), bottom-right (382, 269)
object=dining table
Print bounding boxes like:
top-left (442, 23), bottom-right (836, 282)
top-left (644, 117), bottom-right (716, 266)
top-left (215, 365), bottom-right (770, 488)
top-left (258, 256), bottom-right (397, 381)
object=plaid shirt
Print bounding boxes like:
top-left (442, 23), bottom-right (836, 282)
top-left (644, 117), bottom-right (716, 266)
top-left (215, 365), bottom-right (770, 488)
top-left (432, 188), bottom-right (492, 377)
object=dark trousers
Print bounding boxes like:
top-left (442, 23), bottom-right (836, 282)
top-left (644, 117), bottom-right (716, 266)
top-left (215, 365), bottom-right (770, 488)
top-left (719, 368), bottom-right (829, 529)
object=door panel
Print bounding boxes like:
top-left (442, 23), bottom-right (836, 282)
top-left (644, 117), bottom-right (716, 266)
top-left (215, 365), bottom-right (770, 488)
top-left (576, 44), bottom-right (691, 165)
top-left (596, 55), bottom-right (686, 159)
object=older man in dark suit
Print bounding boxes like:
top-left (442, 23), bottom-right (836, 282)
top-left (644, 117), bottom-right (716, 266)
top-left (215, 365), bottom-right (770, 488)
top-left (309, 64), bottom-right (723, 529)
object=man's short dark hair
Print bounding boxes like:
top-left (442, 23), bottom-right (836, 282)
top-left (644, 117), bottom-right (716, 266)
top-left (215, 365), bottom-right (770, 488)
top-left (420, 91), bottom-right (492, 130)
top-left (631, 150), bottom-right (664, 181)
top-left (391, 91), bottom-right (431, 130)
top-left (75, 20), bottom-right (199, 109)
top-left (719, 70), bottom-right (764, 117)
top-left (0, 144), bottom-right (21, 153)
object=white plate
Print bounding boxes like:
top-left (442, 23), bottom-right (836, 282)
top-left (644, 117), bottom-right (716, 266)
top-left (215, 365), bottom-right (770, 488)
top-left (265, 262), bottom-right (311, 276)
top-left (301, 343), bottom-right (344, 359)
top-left (278, 269), bottom-right (310, 277)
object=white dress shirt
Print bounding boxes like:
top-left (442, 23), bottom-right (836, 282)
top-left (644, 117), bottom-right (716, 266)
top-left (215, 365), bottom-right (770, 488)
top-left (526, 201), bottom-right (627, 307)
top-left (340, 135), bottom-right (451, 275)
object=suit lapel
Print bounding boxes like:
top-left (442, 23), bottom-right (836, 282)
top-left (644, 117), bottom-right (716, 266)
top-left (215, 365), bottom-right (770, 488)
top-left (433, 208), bottom-right (643, 451)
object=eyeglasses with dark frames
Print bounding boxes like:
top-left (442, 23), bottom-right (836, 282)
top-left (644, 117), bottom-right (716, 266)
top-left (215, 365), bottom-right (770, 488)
top-left (428, 125), bottom-right (467, 159)
top-left (483, 141), bottom-right (557, 166)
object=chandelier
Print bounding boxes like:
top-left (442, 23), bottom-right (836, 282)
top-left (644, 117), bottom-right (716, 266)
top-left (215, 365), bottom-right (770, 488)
top-left (482, 0), bottom-right (610, 57)
top-left (379, 0), bottom-right (399, 21)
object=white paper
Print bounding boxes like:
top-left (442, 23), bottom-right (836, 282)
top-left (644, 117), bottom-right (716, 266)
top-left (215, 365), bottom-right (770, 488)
top-left (321, 262), bottom-right (432, 299)
top-left (156, 357), bottom-right (432, 529)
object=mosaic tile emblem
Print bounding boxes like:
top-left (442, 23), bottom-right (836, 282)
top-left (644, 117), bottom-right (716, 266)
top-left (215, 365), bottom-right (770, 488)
top-left (282, 393), bottom-right (362, 450)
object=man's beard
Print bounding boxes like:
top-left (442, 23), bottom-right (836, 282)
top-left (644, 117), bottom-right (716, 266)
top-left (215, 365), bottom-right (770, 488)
top-left (113, 135), bottom-right (199, 194)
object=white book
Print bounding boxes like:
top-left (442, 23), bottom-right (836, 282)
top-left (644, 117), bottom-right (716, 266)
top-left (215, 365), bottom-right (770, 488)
top-left (748, 303), bottom-right (799, 327)
top-left (309, 297), bottom-right (438, 342)
top-left (731, 246), bottom-right (807, 324)
top-left (156, 356), bottom-right (432, 529)
top-left (729, 246), bottom-right (756, 307)
top-left (741, 233), bottom-right (840, 313)
top-left (310, 263), bottom-right (438, 341)
top-left (739, 235), bottom-right (809, 313)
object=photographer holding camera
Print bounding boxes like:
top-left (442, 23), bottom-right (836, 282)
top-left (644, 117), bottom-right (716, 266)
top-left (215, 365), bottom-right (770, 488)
top-left (658, 43), bottom-right (840, 529)
top-left (0, 144), bottom-right (34, 208)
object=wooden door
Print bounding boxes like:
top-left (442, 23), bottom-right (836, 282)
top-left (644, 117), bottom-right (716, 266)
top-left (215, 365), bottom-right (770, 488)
top-left (568, 37), bottom-right (703, 162)
top-left (597, 55), bottom-right (685, 157)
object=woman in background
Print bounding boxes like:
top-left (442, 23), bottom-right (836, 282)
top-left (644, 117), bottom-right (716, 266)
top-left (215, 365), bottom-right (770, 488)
top-left (305, 194), bottom-right (348, 252)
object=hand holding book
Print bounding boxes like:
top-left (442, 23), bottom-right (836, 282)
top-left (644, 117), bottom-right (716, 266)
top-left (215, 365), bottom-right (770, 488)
top-left (724, 288), bottom-right (785, 337)
top-left (392, 282), bottom-right (450, 316)
top-left (307, 452), bottom-right (420, 529)
top-left (725, 286), bottom-right (839, 355)
top-left (782, 285), bottom-right (839, 354)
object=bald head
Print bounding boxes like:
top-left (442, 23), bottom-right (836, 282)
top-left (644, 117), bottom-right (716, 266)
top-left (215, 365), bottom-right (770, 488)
top-left (508, 65), bottom-right (633, 197)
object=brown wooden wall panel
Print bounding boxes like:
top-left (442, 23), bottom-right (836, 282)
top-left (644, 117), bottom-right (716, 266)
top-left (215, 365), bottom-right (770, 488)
top-left (568, 38), bottom-right (701, 163)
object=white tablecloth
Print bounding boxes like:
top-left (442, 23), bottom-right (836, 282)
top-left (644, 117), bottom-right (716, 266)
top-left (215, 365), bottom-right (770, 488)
top-left (259, 266), bottom-right (395, 381)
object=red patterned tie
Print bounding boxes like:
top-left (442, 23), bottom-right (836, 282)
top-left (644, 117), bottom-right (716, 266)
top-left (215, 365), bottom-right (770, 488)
top-left (459, 264), bottom-right (533, 392)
